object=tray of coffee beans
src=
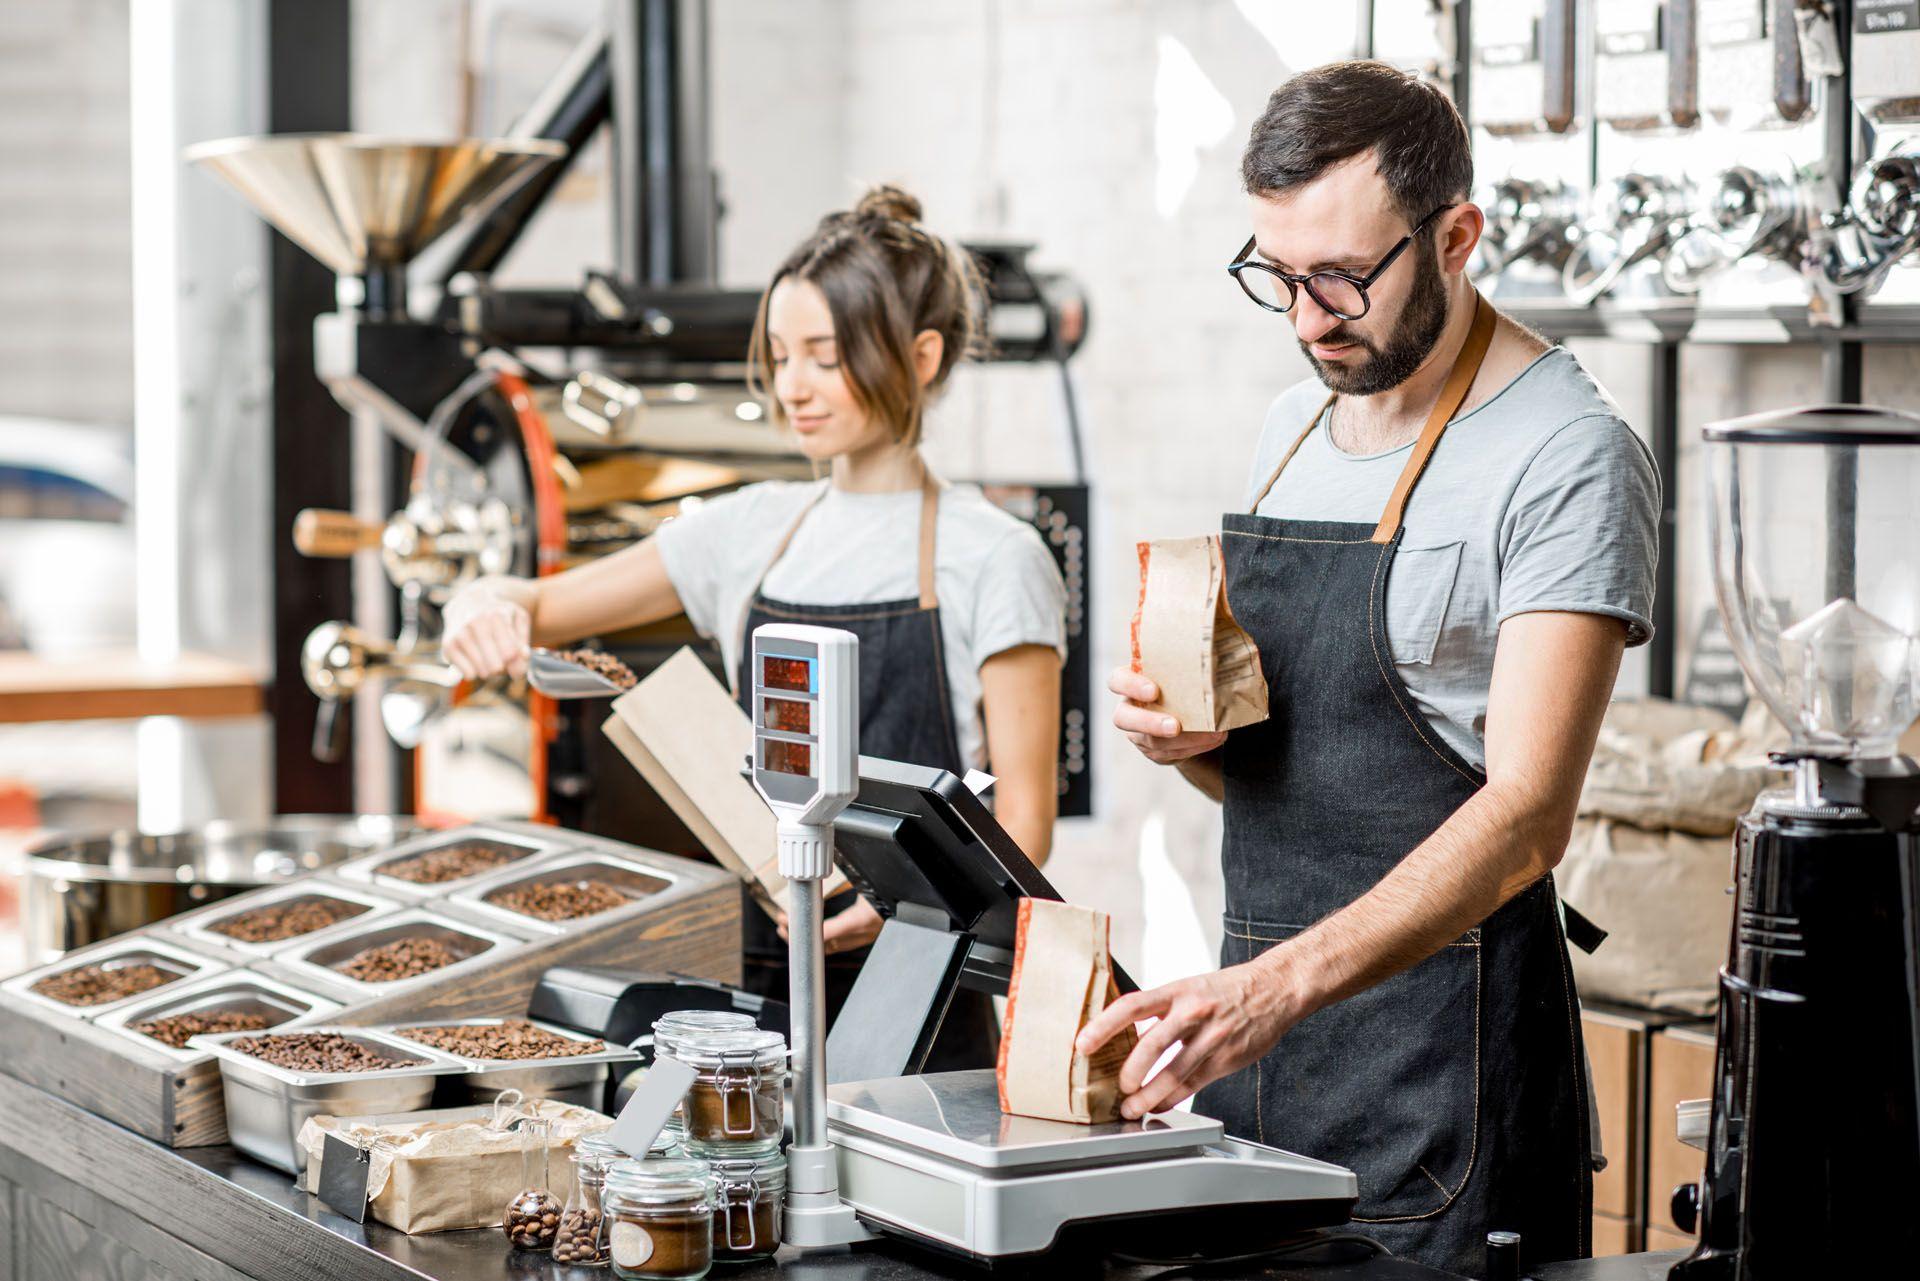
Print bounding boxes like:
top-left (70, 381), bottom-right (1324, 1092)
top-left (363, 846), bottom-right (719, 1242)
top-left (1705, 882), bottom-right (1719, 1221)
top-left (1, 935), bottom-right (226, 1019)
top-left (193, 1026), bottom-right (470, 1174)
top-left (382, 1017), bottom-right (638, 1106)
top-left (334, 823), bottom-right (579, 899)
top-left (165, 878), bottom-right (403, 958)
top-left (449, 851), bottom-right (676, 936)
top-left (273, 908), bottom-right (522, 996)
top-left (94, 971), bottom-right (343, 1062)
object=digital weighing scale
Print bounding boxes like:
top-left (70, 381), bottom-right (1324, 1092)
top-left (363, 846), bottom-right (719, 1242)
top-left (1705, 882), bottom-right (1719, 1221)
top-left (747, 623), bottom-right (1358, 1263)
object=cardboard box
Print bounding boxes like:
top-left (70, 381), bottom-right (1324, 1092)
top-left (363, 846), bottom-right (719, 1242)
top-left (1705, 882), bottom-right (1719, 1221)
top-left (1582, 1008), bottom-right (1643, 1220)
top-left (1646, 1022), bottom-right (1717, 1239)
top-left (1591, 1209), bottom-right (1639, 1257)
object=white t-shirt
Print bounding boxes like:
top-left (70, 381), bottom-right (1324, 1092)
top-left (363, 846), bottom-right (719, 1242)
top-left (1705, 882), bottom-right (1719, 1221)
top-left (654, 478), bottom-right (1067, 770)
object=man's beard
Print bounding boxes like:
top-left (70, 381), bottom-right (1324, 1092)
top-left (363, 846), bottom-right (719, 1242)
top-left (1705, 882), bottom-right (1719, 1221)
top-left (1300, 239), bottom-right (1449, 396)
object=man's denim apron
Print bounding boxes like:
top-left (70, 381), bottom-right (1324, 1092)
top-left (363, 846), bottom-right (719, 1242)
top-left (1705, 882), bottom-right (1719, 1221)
top-left (1192, 296), bottom-right (1592, 1273)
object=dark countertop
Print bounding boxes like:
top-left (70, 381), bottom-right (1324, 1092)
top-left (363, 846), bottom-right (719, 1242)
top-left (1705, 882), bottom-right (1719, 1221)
top-left (3, 1065), bottom-right (1681, 1281)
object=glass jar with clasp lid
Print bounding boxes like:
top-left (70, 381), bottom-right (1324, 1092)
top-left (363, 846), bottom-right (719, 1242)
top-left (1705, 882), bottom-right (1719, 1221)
top-left (671, 1029), bottom-right (788, 1155)
top-left (603, 1158), bottom-right (717, 1281)
top-left (650, 1010), bottom-right (756, 1146)
top-left (708, 1150), bottom-right (786, 1262)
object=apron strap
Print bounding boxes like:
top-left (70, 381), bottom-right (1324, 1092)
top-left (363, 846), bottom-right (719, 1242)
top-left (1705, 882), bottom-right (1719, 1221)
top-left (1248, 394), bottom-right (1337, 512)
top-left (915, 473), bottom-right (942, 610)
top-left (1370, 291), bottom-right (1496, 545)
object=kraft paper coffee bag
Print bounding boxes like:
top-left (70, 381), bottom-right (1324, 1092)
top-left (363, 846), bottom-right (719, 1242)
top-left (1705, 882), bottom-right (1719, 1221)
top-left (1131, 535), bottom-right (1267, 733)
top-left (996, 898), bottom-right (1137, 1124)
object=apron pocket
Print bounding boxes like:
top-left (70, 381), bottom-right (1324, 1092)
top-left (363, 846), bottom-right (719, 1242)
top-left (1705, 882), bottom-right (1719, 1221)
top-left (1229, 914), bottom-right (1483, 1223)
top-left (1382, 540), bottom-right (1463, 666)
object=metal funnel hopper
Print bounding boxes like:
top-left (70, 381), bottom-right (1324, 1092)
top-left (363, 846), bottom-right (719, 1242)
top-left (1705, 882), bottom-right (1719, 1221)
top-left (183, 132), bottom-right (565, 281)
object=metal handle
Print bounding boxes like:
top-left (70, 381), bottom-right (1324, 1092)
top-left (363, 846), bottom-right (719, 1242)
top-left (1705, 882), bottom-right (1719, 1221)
top-left (292, 509), bottom-right (383, 558)
top-left (312, 698), bottom-right (348, 764)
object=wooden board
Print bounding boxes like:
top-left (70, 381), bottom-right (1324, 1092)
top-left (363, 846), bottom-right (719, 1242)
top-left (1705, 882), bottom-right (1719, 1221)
top-left (1647, 1023), bottom-right (1717, 1240)
top-left (1591, 1209), bottom-right (1639, 1257)
top-left (0, 650), bottom-right (263, 724)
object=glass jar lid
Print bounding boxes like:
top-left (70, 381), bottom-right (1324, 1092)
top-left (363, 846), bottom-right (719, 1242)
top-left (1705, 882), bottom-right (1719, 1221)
top-left (672, 1027), bottom-right (787, 1071)
top-left (604, 1157), bottom-right (713, 1207)
top-left (572, 1132), bottom-right (625, 1172)
top-left (708, 1150), bottom-right (787, 1193)
top-left (652, 1008), bottom-right (755, 1056)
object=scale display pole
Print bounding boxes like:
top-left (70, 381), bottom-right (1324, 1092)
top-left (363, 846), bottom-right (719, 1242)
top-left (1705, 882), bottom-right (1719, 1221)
top-left (748, 623), bottom-right (873, 1248)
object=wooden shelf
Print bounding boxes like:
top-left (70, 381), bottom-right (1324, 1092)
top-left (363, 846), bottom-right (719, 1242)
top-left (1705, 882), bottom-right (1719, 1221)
top-left (0, 650), bottom-right (265, 724)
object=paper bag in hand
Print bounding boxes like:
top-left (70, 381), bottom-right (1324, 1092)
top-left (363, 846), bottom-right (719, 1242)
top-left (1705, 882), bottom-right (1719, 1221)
top-left (1132, 536), bottom-right (1267, 732)
top-left (996, 898), bottom-right (1137, 1124)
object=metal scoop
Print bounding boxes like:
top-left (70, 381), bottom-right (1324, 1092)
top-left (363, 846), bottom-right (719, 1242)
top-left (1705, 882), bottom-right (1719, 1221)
top-left (527, 648), bottom-right (628, 699)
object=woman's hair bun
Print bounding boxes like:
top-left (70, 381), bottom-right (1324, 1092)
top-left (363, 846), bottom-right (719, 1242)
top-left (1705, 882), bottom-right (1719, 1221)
top-left (854, 182), bottom-right (923, 225)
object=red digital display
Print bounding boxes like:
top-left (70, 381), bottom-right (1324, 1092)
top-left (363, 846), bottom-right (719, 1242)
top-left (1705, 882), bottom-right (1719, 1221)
top-left (762, 656), bottom-right (812, 693)
top-left (763, 697), bottom-right (812, 734)
top-left (763, 738), bottom-right (812, 776)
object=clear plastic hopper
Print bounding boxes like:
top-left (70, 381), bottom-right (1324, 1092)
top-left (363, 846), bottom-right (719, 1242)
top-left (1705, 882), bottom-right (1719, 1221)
top-left (1705, 405), bottom-right (1920, 761)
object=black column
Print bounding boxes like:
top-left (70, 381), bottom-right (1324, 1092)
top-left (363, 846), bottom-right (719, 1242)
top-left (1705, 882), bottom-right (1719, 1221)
top-left (1648, 341), bottom-right (1679, 699)
top-left (266, 0), bottom-right (353, 813)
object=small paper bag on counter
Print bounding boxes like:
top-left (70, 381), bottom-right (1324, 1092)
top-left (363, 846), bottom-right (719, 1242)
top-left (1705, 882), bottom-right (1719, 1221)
top-left (602, 646), bottom-right (846, 919)
top-left (996, 898), bottom-right (1138, 1124)
top-left (1131, 536), bottom-right (1267, 733)
top-left (297, 1100), bottom-right (610, 1234)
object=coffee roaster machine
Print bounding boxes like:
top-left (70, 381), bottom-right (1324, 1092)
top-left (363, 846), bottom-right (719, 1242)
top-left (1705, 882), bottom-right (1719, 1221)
top-left (190, 2), bottom-right (1094, 851)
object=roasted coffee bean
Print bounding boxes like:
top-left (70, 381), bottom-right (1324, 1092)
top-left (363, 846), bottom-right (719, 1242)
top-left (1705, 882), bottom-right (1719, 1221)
top-left (335, 936), bottom-right (464, 983)
top-left (483, 878), bottom-right (635, 922)
top-left (207, 896), bottom-right (369, 943)
top-left (554, 647), bottom-right (638, 690)
top-left (378, 840), bottom-right (529, 884)
top-left (397, 1018), bottom-right (605, 1061)
top-left (229, 1032), bottom-right (413, 1073)
top-left (131, 1009), bottom-right (272, 1049)
top-left (31, 962), bottom-right (178, 1007)
top-left (554, 1207), bottom-right (607, 1264)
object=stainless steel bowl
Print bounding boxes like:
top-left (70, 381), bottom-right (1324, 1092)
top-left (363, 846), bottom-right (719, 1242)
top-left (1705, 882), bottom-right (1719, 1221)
top-left (23, 815), bottom-right (422, 962)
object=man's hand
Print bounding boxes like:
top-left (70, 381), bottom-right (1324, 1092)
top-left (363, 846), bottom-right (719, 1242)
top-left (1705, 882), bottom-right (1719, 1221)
top-left (1109, 667), bottom-right (1227, 765)
top-left (1076, 952), bottom-right (1309, 1120)
top-left (774, 895), bottom-right (885, 955)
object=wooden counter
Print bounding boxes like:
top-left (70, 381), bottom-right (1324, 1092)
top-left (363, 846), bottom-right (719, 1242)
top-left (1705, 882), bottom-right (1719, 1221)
top-left (0, 650), bottom-right (264, 724)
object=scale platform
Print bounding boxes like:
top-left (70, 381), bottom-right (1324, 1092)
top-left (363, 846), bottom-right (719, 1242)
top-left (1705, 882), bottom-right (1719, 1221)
top-left (827, 1070), bottom-right (1359, 1262)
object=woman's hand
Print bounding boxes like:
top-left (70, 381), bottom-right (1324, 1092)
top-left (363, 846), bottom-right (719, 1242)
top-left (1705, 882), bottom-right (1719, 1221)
top-left (1110, 666), bottom-right (1227, 765)
top-left (775, 895), bottom-right (885, 954)
top-left (442, 584), bottom-right (532, 681)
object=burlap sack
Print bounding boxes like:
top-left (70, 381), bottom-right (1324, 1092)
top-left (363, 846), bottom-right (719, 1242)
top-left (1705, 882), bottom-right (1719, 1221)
top-left (297, 1100), bottom-right (611, 1234)
top-left (1560, 817), bottom-right (1732, 1015)
top-left (1578, 699), bottom-right (1777, 836)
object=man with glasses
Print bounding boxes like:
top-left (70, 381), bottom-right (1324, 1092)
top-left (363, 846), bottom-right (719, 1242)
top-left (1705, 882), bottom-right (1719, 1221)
top-left (1086, 61), bottom-right (1658, 1272)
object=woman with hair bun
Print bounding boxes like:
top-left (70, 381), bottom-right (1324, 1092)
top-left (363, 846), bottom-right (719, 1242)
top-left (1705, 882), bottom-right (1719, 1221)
top-left (441, 185), bottom-right (1067, 1067)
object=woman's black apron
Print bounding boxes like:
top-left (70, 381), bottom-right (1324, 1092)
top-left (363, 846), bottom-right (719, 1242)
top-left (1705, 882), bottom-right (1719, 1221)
top-left (1191, 296), bottom-right (1592, 1273)
top-left (732, 475), bottom-right (1000, 1071)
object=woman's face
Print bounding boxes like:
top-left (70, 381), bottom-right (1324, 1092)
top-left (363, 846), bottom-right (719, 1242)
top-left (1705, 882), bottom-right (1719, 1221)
top-left (766, 277), bottom-right (896, 463)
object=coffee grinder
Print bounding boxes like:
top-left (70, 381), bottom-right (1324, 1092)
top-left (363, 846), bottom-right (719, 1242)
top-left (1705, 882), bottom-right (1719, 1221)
top-left (1671, 405), bottom-right (1920, 1278)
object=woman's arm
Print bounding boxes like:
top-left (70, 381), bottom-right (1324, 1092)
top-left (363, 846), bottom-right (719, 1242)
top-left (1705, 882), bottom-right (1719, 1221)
top-left (979, 643), bottom-right (1062, 865)
top-left (443, 537), bottom-right (684, 680)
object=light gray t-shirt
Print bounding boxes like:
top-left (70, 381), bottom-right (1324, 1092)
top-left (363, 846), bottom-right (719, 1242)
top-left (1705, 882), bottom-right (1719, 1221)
top-left (1245, 347), bottom-right (1659, 769)
top-left (654, 478), bottom-right (1067, 770)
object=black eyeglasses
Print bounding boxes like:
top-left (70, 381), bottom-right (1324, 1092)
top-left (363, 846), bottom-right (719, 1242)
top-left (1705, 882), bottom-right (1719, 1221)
top-left (1228, 204), bottom-right (1454, 320)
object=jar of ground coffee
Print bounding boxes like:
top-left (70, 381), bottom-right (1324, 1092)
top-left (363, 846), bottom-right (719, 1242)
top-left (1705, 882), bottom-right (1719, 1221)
top-left (650, 1010), bottom-right (756, 1146)
top-left (603, 1158), bottom-right (716, 1281)
top-left (708, 1151), bottom-right (786, 1262)
top-left (673, 1029), bottom-right (788, 1155)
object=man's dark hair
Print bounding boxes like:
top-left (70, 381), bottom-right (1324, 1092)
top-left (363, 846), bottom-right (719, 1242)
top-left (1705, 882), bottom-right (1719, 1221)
top-left (1242, 61), bottom-right (1471, 223)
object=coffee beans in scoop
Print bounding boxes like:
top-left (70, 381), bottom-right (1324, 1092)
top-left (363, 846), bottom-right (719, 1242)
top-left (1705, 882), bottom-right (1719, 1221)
top-left (230, 1032), bottom-right (413, 1073)
top-left (397, 1019), bottom-right (605, 1061)
top-left (483, 878), bottom-right (635, 922)
top-left (131, 1009), bottom-right (272, 1049)
top-left (377, 840), bottom-right (529, 884)
top-left (31, 962), bottom-right (180, 1007)
top-left (553, 647), bottom-right (637, 690)
top-left (335, 936), bottom-right (467, 983)
top-left (207, 895), bottom-right (369, 943)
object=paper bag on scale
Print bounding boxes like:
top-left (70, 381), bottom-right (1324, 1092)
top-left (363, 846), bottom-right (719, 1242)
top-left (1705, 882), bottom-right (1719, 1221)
top-left (996, 898), bottom-right (1137, 1124)
top-left (1132, 536), bottom-right (1267, 733)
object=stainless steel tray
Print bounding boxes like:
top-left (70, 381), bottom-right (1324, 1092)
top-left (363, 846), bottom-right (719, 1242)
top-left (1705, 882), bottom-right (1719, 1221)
top-left (445, 849), bottom-right (680, 937)
top-left (193, 1026), bottom-right (469, 1174)
top-left (270, 907), bottom-right (523, 999)
top-left (1, 933), bottom-right (228, 1020)
top-left (377, 1016), bottom-right (638, 1104)
top-left (331, 822), bottom-right (582, 899)
top-left (161, 876), bottom-right (407, 960)
top-left (92, 970), bottom-right (343, 1063)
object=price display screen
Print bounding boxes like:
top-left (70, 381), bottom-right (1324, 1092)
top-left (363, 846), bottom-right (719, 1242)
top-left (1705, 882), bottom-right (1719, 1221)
top-left (762, 738), bottom-right (812, 777)
top-left (762, 656), bottom-right (812, 693)
top-left (763, 697), bottom-right (812, 734)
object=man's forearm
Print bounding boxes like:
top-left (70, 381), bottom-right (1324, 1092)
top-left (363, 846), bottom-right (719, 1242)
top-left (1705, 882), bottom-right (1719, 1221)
top-left (1176, 750), bottom-right (1224, 802)
top-left (1268, 781), bottom-right (1566, 1015)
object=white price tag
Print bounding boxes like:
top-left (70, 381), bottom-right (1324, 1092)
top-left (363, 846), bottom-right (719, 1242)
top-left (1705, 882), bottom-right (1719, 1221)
top-left (607, 1056), bottom-right (697, 1158)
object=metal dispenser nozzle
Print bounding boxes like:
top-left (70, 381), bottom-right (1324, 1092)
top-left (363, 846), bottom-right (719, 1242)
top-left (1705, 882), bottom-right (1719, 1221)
top-left (1662, 164), bottom-right (1800, 294)
top-left (1561, 174), bottom-right (1693, 305)
top-left (1471, 177), bottom-right (1581, 281)
top-left (1819, 142), bottom-right (1920, 296)
top-left (298, 621), bottom-right (463, 761)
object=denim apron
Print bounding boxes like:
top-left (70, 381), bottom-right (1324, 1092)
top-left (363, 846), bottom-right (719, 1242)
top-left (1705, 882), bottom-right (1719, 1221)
top-left (732, 475), bottom-right (1000, 1071)
top-left (1191, 296), bottom-right (1592, 1273)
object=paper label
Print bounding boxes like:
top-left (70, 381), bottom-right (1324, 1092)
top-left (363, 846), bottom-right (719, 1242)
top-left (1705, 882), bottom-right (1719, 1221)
top-left (317, 1132), bottom-right (372, 1223)
top-left (611, 1221), bottom-right (655, 1268)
